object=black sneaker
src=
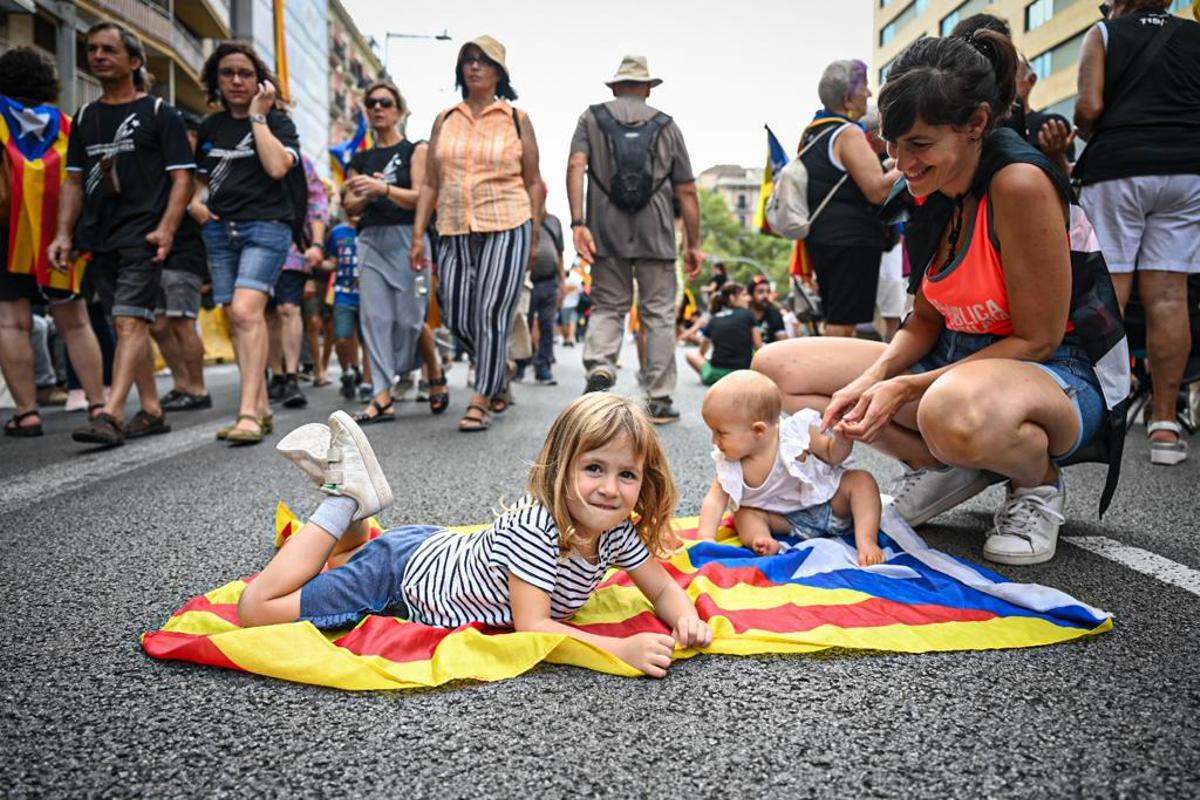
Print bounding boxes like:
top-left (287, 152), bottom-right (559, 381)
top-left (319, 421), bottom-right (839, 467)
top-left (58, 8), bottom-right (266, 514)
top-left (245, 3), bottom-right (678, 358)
top-left (583, 370), bottom-right (614, 394)
top-left (186, 392), bottom-right (213, 410)
top-left (267, 374), bottom-right (286, 403)
top-left (535, 367), bottom-right (557, 386)
top-left (162, 390), bottom-right (212, 411)
top-left (340, 371), bottom-right (356, 400)
top-left (281, 374), bottom-right (307, 408)
top-left (646, 398), bottom-right (680, 424)
top-left (160, 389), bottom-right (184, 408)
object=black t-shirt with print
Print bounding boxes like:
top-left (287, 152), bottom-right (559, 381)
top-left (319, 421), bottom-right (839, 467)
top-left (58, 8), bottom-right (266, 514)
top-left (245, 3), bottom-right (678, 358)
top-left (66, 95), bottom-right (193, 252)
top-left (755, 304), bottom-right (787, 342)
top-left (195, 109), bottom-right (300, 222)
top-left (702, 307), bottom-right (757, 370)
top-left (348, 140), bottom-right (420, 228)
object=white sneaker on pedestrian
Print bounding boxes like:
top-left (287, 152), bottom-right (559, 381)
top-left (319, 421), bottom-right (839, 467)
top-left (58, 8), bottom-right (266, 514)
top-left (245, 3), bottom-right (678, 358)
top-left (276, 422), bottom-right (330, 486)
top-left (322, 410), bottom-right (393, 521)
top-left (890, 464), bottom-right (992, 527)
top-left (64, 388), bottom-right (87, 412)
top-left (983, 478), bottom-right (1066, 566)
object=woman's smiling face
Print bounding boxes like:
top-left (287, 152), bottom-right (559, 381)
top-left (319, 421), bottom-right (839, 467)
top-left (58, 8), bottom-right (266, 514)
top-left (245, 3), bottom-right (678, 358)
top-left (886, 113), bottom-right (984, 197)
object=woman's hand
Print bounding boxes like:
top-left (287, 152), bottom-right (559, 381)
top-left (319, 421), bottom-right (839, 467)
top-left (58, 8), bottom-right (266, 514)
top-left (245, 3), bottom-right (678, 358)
top-left (614, 632), bottom-right (676, 678)
top-left (345, 173), bottom-right (387, 199)
top-left (190, 201), bottom-right (218, 226)
top-left (410, 236), bottom-right (429, 270)
top-left (671, 615), bottom-right (713, 649)
top-left (821, 368), bottom-right (885, 432)
top-left (250, 80), bottom-right (276, 117)
top-left (834, 377), bottom-right (916, 443)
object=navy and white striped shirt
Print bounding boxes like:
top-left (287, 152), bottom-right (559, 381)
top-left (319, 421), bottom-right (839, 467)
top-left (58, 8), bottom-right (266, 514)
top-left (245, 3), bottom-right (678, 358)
top-left (400, 500), bottom-right (651, 628)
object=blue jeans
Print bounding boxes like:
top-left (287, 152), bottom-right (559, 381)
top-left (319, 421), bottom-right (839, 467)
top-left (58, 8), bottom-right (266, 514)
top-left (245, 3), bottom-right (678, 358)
top-left (298, 525), bottom-right (442, 629)
top-left (529, 278), bottom-right (559, 371)
top-left (911, 330), bottom-right (1106, 461)
top-left (784, 502), bottom-right (853, 540)
top-left (202, 219), bottom-right (291, 305)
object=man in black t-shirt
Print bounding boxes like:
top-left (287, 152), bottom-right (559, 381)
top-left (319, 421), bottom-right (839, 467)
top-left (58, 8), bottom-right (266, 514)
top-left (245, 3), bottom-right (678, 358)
top-left (50, 22), bottom-right (194, 447)
top-left (750, 274), bottom-right (788, 343)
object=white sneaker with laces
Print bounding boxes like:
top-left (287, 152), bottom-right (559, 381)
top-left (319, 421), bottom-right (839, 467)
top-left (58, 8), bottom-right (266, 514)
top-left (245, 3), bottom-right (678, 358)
top-left (890, 464), bottom-right (992, 527)
top-left (276, 422), bottom-right (330, 486)
top-left (322, 410), bottom-right (393, 521)
top-left (983, 478), bottom-right (1066, 566)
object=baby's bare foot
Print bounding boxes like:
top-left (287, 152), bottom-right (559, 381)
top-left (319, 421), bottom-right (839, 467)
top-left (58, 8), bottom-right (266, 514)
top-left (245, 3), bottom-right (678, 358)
top-left (752, 536), bottom-right (781, 556)
top-left (857, 543), bottom-right (886, 566)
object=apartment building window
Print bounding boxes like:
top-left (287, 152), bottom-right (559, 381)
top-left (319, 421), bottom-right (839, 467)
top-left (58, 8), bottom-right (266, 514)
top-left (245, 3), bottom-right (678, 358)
top-left (880, 59), bottom-right (894, 85)
top-left (880, 0), bottom-right (929, 46)
top-left (940, 0), bottom-right (994, 37)
top-left (1169, 0), bottom-right (1189, 12)
top-left (736, 194), bottom-right (747, 210)
top-left (1026, 0), bottom-right (1052, 31)
top-left (1030, 30), bottom-right (1087, 81)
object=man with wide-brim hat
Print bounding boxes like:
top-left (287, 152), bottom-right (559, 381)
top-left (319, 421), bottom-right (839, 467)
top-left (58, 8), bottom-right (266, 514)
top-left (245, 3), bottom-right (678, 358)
top-left (567, 54), bottom-right (703, 425)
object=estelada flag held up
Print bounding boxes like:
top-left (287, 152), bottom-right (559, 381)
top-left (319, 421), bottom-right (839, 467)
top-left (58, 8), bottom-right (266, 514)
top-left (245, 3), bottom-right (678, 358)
top-left (0, 96), bottom-right (84, 293)
top-left (752, 125), bottom-right (789, 235)
top-left (141, 503), bottom-right (1112, 692)
top-left (328, 110), bottom-right (372, 186)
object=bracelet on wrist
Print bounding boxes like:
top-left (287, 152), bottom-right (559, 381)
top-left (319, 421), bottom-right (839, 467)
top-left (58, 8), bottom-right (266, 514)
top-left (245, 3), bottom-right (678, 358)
top-left (570, 219), bottom-right (585, 228)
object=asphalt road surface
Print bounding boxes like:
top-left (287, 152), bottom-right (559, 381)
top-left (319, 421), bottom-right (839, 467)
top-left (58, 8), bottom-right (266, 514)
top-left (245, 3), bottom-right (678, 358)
top-left (2, 344), bottom-right (1198, 798)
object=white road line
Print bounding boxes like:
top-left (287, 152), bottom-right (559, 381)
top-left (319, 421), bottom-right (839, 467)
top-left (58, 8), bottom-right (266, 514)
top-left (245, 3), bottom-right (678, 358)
top-left (0, 423), bottom-right (217, 515)
top-left (1065, 536), bottom-right (1200, 597)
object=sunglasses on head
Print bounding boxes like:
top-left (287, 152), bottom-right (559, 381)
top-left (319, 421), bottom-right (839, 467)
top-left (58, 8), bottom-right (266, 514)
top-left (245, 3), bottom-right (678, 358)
top-left (365, 97), bottom-right (396, 109)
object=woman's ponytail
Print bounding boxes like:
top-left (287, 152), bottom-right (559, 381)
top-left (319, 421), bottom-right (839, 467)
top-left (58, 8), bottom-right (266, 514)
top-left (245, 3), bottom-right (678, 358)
top-left (962, 28), bottom-right (1018, 127)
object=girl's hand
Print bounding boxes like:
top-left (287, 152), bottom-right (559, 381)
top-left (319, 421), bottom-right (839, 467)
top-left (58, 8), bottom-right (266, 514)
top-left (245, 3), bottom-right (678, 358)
top-left (834, 377), bottom-right (915, 443)
top-left (250, 80), bottom-right (276, 117)
top-left (821, 369), bottom-right (884, 432)
top-left (615, 632), bottom-right (676, 678)
top-left (672, 615), bottom-right (713, 649)
top-left (410, 236), bottom-right (429, 270)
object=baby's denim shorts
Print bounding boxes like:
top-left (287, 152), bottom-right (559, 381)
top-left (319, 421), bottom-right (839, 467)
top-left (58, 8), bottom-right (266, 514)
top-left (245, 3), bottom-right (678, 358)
top-left (784, 502), bottom-right (853, 540)
top-left (298, 525), bottom-right (442, 629)
top-left (910, 329), bottom-right (1106, 461)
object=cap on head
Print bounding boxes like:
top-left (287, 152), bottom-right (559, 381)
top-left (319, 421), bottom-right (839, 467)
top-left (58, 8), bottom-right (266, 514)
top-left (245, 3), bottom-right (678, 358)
top-left (605, 54), bottom-right (662, 88)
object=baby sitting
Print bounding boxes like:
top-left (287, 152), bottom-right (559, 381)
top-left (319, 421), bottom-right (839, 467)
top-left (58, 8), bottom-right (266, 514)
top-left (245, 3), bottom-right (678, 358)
top-left (697, 370), bottom-right (885, 566)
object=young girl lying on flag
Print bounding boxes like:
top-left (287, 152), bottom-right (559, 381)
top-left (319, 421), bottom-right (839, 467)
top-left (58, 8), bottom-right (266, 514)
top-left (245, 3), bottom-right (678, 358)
top-left (697, 370), bottom-right (886, 565)
top-left (237, 395), bottom-right (713, 677)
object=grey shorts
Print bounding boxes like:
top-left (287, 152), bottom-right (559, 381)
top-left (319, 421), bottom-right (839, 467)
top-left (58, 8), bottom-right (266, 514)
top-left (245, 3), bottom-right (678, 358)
top-left (155, 269), bottom-right (203, 318)
top-left (1079, 174), bottom-right (1200, 274)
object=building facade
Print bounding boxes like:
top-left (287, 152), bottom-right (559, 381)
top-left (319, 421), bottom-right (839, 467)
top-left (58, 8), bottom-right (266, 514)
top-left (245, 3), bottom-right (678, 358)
top-left (698, 164), bottom-right (764, 230)
top-left (328, 0), bottom-right (384, 151)
top-left (873, 0), bottom-right (1196, 119)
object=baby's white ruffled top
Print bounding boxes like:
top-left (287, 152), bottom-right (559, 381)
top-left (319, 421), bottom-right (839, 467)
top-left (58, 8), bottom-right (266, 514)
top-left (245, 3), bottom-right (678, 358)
top-left (711, 408), bottom-right (846, 514)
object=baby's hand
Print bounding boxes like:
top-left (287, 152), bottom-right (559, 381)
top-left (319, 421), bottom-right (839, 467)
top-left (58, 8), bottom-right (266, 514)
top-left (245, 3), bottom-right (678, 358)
top-left (858, 543), bottom-right (886, 567)
top-left (616, 632), bottom-right (676, 678)
top-left (672, 615), bottom-right (713, 649)
top-left (752, 536), bottom-right (781, 556)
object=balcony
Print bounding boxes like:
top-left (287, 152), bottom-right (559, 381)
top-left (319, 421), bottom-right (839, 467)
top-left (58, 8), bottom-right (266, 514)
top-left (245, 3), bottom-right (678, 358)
top-left (96, 0), bottom-right (205, 76)
top-left (174, 0), bottom-right (231, 40)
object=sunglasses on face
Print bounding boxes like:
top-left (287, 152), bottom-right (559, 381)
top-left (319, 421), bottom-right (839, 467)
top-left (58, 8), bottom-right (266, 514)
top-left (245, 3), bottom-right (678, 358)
top-left (461, 55), bottom-right (493, 68)
top-left (218, 68), bottom-right (257, 81)
top-left (365, 97), bottom-right (396, 109)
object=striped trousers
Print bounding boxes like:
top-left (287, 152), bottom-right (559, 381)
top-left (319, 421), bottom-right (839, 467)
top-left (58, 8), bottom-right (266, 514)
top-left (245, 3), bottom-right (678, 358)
top-left (438, 222), bottom-right (531, 397)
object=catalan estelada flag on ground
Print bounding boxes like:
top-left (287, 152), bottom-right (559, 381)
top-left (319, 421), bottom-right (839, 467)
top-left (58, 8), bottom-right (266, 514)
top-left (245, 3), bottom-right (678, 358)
top-left (0, 95), bottom-right (83, 293)
top-left (328, 111), bottom-right (371, 186)
top-left (752, 125), bottom-right (789, 235)
top-left (141, 504), bottom-right (1112, 691)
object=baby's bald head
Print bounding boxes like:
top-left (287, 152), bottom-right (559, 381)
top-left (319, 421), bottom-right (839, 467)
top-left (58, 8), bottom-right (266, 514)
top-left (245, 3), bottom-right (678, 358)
top-left (701, 370), bottom-right (782, 427)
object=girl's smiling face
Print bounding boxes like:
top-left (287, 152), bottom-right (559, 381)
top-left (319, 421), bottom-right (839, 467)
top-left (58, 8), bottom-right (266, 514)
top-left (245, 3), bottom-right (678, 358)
top-left (566, 433), bottom-right (644, 540)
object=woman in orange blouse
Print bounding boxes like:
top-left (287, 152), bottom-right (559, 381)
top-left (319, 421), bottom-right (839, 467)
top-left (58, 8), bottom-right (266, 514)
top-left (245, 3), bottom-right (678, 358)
top-left (412, 35), bottom-right (543, 433)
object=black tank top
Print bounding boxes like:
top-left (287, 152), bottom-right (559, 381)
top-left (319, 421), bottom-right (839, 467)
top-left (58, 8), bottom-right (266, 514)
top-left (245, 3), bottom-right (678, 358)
top-left (1077, 9), bottom-right (1200, 184)
top-left (799, 120), bottom-right (887, 250)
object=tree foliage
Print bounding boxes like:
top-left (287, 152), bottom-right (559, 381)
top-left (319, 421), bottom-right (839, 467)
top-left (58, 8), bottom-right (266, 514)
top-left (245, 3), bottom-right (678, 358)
top-left (695, 187), bottom-right (794, 291)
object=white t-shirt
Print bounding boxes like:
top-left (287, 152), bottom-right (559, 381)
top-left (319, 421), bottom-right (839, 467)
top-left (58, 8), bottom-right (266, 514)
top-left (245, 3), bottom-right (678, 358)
top-left (400, 499), bottom-right (651, 628)
top-left (562, 271), bottom-right (585, 309)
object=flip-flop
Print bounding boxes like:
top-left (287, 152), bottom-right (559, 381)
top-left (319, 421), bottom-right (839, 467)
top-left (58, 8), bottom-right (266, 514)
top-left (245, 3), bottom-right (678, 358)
top-left (458, 403), bottom-right (491, 432)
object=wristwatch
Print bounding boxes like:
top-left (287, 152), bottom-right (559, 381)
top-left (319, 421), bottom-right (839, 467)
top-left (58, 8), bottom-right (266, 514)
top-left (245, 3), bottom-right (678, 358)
top-left (570, 219), bottom-right (586, 228)
top-left (250, 113), bottom-right (267, 125)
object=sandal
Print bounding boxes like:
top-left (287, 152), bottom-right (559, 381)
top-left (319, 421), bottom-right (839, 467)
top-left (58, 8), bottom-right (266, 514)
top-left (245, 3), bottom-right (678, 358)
top-left (87, 402), bottom-right (106, 420)
top-left (226, 414), bottom-right (265, 446)
top-left (1148, 420), bottom-right (1188, 466)
top-left (3, 409), bottom-right (43, 438)
top-left (488, 394), bottom-right (510, 415)
top-left (353, 399), bottom-right (395, 424)
top-left (429, 376), bottom-right (450, 416)
top-left (458, 403), bottom-right (491, 432)
top-left (72, 411), bottom-right (124, 446)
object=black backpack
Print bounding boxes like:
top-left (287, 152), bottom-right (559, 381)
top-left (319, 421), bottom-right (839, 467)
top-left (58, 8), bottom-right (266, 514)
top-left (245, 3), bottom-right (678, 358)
top-left (284, 155), bottom-right (311, 251)
top-left (588, 103), bottom-right (671, 213)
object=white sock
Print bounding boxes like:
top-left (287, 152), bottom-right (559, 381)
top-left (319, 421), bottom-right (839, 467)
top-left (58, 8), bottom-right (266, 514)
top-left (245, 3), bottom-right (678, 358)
top-left (308, 495), bottom-right (359, 540)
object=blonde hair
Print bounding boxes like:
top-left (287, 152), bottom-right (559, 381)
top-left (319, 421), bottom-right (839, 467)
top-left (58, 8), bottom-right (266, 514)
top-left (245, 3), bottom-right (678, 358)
top-left (526, 394), bottom-right (678, 558)
top-left (702, 370), bottom-right (782, 426)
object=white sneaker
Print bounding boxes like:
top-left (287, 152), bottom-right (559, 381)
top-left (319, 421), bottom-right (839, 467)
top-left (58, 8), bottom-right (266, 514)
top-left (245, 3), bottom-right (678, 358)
top-left (983, 478), bottom-right (1066, 566)
top-left (890, 464), bottom-right (992, 527)
top-left (64, 388), bottom-right (88, 412)
top-left (276, 423), bottom-right (331, 486)
top-left (322, 410), bottom-right (393, 521)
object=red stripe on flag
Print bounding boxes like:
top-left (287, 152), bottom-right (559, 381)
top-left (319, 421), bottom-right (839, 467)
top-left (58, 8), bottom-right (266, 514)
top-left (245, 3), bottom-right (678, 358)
top-left (694, 595), bottom-right (998, 633)
top-left (36, 145), bottom-right (61, 283)
top-left (333, 616), bottom-right (481, 663)
top-left (6, 138), bottom-right (25, 272)
top-left (175, 594), bottom-right (242, 626)
top-left (141, 630), bottom-right (247, 672)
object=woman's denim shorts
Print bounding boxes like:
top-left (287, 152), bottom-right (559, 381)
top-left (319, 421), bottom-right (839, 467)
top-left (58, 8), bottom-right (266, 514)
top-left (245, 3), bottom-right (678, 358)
top-left (202, 219), bottom-right (292, 305)
top-left (298, 525), bottom-right (441, 629)
top-left (911, 329), bottom-right (1106, 461)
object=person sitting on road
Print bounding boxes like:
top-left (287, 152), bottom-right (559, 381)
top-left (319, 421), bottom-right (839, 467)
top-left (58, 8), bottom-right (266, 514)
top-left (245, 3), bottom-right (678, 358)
top-left (238, 393), bottom-right (713, 678)
top-left (754, 31), bottom-right (1122, 567)
top-left (696, 370), bottom-right (884, 565)
top-left (685, 282), bottom-right (761, 387)
top-left (749, 274), bottom-right (789, 343)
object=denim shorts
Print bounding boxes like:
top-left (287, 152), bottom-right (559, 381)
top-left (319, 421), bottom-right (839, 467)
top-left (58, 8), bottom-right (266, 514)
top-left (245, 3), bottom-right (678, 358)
top-left (298, 525), bottom-right (442, 629)
top-left (784, 501), bottom-right (853, 540)
top-left (201, 219), bottom-right (291, 305)
top-left (332, 303), bottom-right (359, 341)
top-left (911, 329), bottom-right (1106, 461)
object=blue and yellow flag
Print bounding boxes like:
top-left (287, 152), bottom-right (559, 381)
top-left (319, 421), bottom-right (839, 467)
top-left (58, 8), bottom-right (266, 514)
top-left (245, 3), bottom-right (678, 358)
top-left (752, 125), bottom-right (790, 235)
top-left (328, 111), bottom-right (372, 186)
